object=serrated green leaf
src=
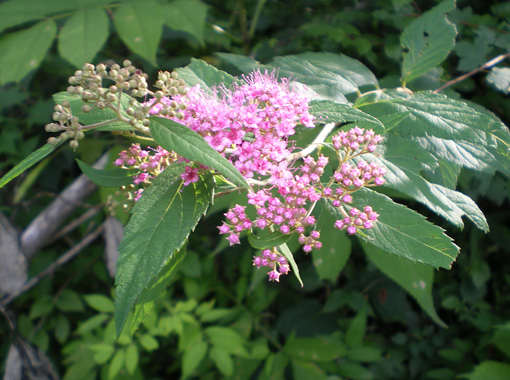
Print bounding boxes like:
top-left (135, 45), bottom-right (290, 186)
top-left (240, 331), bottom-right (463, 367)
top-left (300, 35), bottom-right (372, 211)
top-left (163, 0), bottom-right (208, 45)
top-left (58, 7), bottom-right (109, 68)
top-left (268, 53), bottom-right (378, 102)
top-left (487, 67), bottom-right (510, 94)
top-left (309, 100), bottom-right (384, 133)
top-left (131, 247), bottom-right (187, 334)
top-left (284, 335), bottom-right (347, 361)
top-left (424, 158), bottom-right (460, 190)
top-left (400, 0), bottom-right (457, 83)
top-left (364, 135), bottom-right (488, 232)
top-left (84, 294), bottom-right (114, 313)
top-left (363, 243), bottom-right (446, 327)
top-left (149, 116), bottom-right (250, 188)
top-left (0, 20), bottom-right (57, 84)
top-left (114, 165), bottom-right (213, 336)
top-left (0, 141), bottom-right (62, 188)
top-left (460, 361), bottom-right (510, 380)
top-left (215, 53), bottom-right (262, 73)
top-left (356, 91), bottom-right (510, 176)
top-left (313, 202), bottom-right (351, 282)
top-left (322, 189), bottom-right (459, 269)
top-left (247, 229), bottom-right (292, 249)
top-left (53, 92), bottom-right (136, 132)
top-left (113, 0), bottom-right (163, 66)
top-left (209, 347), bottom-right (234, 376)
top-left (182, 341), bottom-right (208, 379)
top-left (76, 159), bottom-right (134, 187)
top-left (175, 58), bottom-right (238, 95)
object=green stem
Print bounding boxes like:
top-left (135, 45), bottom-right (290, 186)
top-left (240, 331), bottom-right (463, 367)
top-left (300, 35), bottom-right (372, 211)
top-left (248, 0), bottom-right (267, 38)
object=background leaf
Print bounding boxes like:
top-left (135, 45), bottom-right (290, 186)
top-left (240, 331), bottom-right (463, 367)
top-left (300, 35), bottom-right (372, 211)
top-left (175, 58), bottom-right (239, 94)
top-left (487, 67), bottom-right (510, 95)
top-left (164, 0), bottom-right (208, 46)
top-left (114, 165), bottom-right (213, 335)
top-left (400, 0), bottom-right (457, 83)
top-left (363, 242), bottom-right (446, 327)
top-left (58, 7), bottom-right (109, 68)
top-left (0, 20), bottom-right (57, 84)
top-left (149, 116), bottom-right (250, 188)
top-left (113, 0), bottom-right (163, 66)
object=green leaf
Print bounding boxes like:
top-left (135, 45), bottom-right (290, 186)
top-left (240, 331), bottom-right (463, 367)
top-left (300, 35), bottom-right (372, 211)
top-left (58, 7), bottom-right (109, 68)
top-left (182, 341), bottom-right (208, 379)
top-left (107, 349), bottom-right (125, 380)
top-left (209, 347), bottom-right (234, 376)
top-left (139, 334), bottom-right (159, 351)
top-left (424, 158), bottom-right (460, 190)
top-left (0, 0), bottom-right (87, 34)
top-left (291, 359), bottom-right (329, 380)
top-left (460, 361), bottom-right (510, 380)
top-left (76, 159), bottom-right (134, 187)
top-left (53, 92), bottom-right (135, 132)
top-left (0, 141), bottom-right (62, 188)
top-left (130, 247), bottom-right (187, 334)
top-left (313, 202), bottom-right (351, 282)
top-left (279, 243), bottom-right (303, 287)
top-left (56, 290), bottom-right (85, 312)
top-left (149, 116), bottom-right (250, 188)
top-left (347, 346), bottom-right (382, 363)
top-left (84, 294), bottom-right (114, 313)
top-left (284, 335), bottom-right (347, 361)
top-left (76, 314), bottom-right (110, 335)
top-left (247, 229), bottom-right (292, 250)
top-left (205, 326), bottom-right (249, 356)
top-left (0, 20), bottom-right (57, 84)
top-left (175, 58), bottom-right (238, 95)
top-left (356, 91), bottom-right (510, 176)
top-left (346, 310), bottom-right (367, 348)
top-left (88, 343), bottom-right (114, 364)
top-left (114, 165), bottom-right (213, 336)
top-left (125, 344), bottom-right (139, 374)
top-left (363, 243), bottom-right (446, 327)
top-left (113, 0), bottom-right (163, 66)
top-left (366, 135), bottom-right (488, 232)
top-left (487, 67), bottom-right (510, 94)
top-left (309, 100), bottom-right (385, 133)
top-left (163, 0), bottom-right (208, 46)
top-left (269, 52), bottom-right (378, 101)
top-left (215, 53), bottom-right (263, 73)
top-left (338, 361), bottom-right (374, 380)
top-left (400, 0), bottom-right (457, 83)
top-left (322, 189), bottom-right (460, 269)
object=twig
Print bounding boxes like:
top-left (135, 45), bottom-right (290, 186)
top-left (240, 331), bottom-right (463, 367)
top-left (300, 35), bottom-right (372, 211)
top-left (20, 153), bottom-right (108, 260)
top-left (433, 53), bottom-right (510, 94)
top-left (45, 206), bottom-right (101, 245)
top-left (286, 122), bottom-right (336, 161)
top-left (0, 223), bottom-right (105, 308)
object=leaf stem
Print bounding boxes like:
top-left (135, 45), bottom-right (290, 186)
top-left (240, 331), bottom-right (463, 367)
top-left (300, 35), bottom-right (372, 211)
top-left (433, 53), bottom-right (510, 94)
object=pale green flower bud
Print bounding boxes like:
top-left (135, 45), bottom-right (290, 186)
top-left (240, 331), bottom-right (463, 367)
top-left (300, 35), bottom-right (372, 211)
top-left (47, 137), bottom-right (60, 145)
top-left (69, 140), bottom-right (79, 150)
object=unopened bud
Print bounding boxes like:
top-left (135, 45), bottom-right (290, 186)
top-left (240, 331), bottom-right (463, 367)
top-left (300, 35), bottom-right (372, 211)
top-left (47, 137), bottom-right (60, 145)
top-left (69, 140), bottom-right (79, 150)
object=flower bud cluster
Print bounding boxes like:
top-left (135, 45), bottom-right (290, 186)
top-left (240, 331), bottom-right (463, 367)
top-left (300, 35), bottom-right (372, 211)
top-left (252, 248), bottom-right (290, 282)
top-left (45, 100), bottom-right (85, 150)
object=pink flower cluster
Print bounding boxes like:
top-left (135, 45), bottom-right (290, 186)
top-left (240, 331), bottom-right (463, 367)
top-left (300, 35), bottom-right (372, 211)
top-left (114, 69), bottom-right (386, 283)
top-left (114, 143), bottom-right (202, 200)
